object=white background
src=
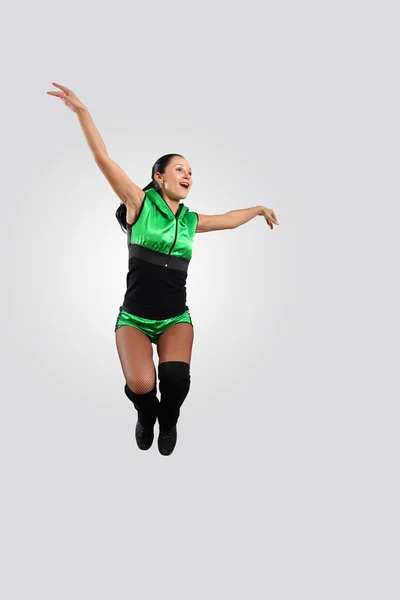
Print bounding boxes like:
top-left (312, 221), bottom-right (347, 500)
top-left (0, 0), bottom-right (399, 598)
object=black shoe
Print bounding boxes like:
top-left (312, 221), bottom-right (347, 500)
top-left (135, 420), bottom-right (155, 451)
top-left (158, 426), bottom-right (177, 456)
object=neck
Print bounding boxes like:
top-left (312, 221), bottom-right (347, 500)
top-left (160, 191), bottom-right (180, 215)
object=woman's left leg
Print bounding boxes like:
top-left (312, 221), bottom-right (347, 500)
top-left (156, 323), bottom-right (194, 455)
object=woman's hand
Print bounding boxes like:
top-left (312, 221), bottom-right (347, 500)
top-left (259, 207), bottom-right (279, 230)
top-left (47, 82), bottom-right (87, 113)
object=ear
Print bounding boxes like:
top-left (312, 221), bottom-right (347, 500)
top-left (154, 171), bottom-right (163, 185)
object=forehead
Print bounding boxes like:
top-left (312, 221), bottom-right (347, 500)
top-left (169, 158), bottom-right (192, 170)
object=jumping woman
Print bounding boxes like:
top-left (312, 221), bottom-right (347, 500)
top-left (47, 82), bottom-right (279, 456)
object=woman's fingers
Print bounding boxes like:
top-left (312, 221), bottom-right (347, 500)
top-left (51, 82), bottom-right (71, 93)
top-left (47, 84), bottom-right (84, 113)
top-left (262, 207), bottom-right (279, 225)
top-left (268, 213), bottom-right (279, 225)
top-left (47, 91), bottom-right (67, 102)
top-left (265, 217), bottom-right (273, 229)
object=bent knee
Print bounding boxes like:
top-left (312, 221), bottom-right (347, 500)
top-left (126, 372), bottom-right (156, 395)
top-left (158, 361), bottom-right (191, 390)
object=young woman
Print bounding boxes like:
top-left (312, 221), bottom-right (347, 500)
top-left (47, 82), bottom-right (279, 456)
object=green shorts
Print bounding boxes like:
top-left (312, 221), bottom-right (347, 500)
top-left (114, 306), bottom-right (193, 344)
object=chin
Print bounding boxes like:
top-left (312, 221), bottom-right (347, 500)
top-left (179, 188), bottom-right (190, 200)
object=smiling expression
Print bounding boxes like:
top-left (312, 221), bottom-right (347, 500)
top-left (154, 157), bottom-right (193, 200)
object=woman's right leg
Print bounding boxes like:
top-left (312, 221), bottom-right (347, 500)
top-left (115, 325), bottom-right (159, 450)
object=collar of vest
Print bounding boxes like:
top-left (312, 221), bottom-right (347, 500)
top-left (145, 188), bottom-right (189, 220)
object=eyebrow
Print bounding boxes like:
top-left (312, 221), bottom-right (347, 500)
top-left (175, 164), bottom-right (192, 171)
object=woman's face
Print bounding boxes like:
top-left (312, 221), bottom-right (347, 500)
top-left (155, 157), bottom-right (193, 200)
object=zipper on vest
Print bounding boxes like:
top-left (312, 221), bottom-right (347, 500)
top-left (165, 211), bottom-right (180, 267)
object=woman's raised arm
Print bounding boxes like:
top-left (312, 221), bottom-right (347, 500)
top-left (47, 82), bottom-right (144, 209)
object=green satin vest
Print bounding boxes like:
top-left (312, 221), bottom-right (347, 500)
top-left (129, 188), bottom-right (198, 260)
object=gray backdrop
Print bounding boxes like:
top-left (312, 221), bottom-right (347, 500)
top-left (1, 0), bottom-right (398, 598)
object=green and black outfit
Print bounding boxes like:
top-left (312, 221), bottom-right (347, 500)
top-left (115, 188), bottom-right (199, 343)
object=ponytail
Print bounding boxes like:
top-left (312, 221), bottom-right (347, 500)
top-left (115, 202), bottom-right (128, 233)
top-left (143, 181), bottom-right (157, 192)
top-left (115, 180), bottom-right (160, 233)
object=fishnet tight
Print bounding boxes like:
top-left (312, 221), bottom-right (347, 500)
top-left (115, 327), bottom-right (156, 394)
top-left (115, 322), bottom-right (194, 393)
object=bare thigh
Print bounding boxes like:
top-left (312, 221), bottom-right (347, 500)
top-left (156, 323), bottom-right (194, 364)
top-left (115, 326), bottom-right (156, 394)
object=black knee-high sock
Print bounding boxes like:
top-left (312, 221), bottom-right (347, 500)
top-left (158, 361), bottom-right (191, 430)
top-left (124, 384), bottom-right (159, 428)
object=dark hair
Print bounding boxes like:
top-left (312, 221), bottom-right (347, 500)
top-left (115, 153), bottom-right (185, 233)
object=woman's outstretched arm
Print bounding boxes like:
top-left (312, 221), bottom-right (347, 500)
top-left (76, 107), bottom-right (108, 162)
top-left (47, 82), bottom-right (144, 207)
top-left (196, 206), bottom-right (279, 233)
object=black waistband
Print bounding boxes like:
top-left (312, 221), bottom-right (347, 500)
top-left (128, 244), bottom-right (189, 273)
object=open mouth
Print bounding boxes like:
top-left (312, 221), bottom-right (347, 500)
top-left (180, 182), bottom-right (189, 189)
